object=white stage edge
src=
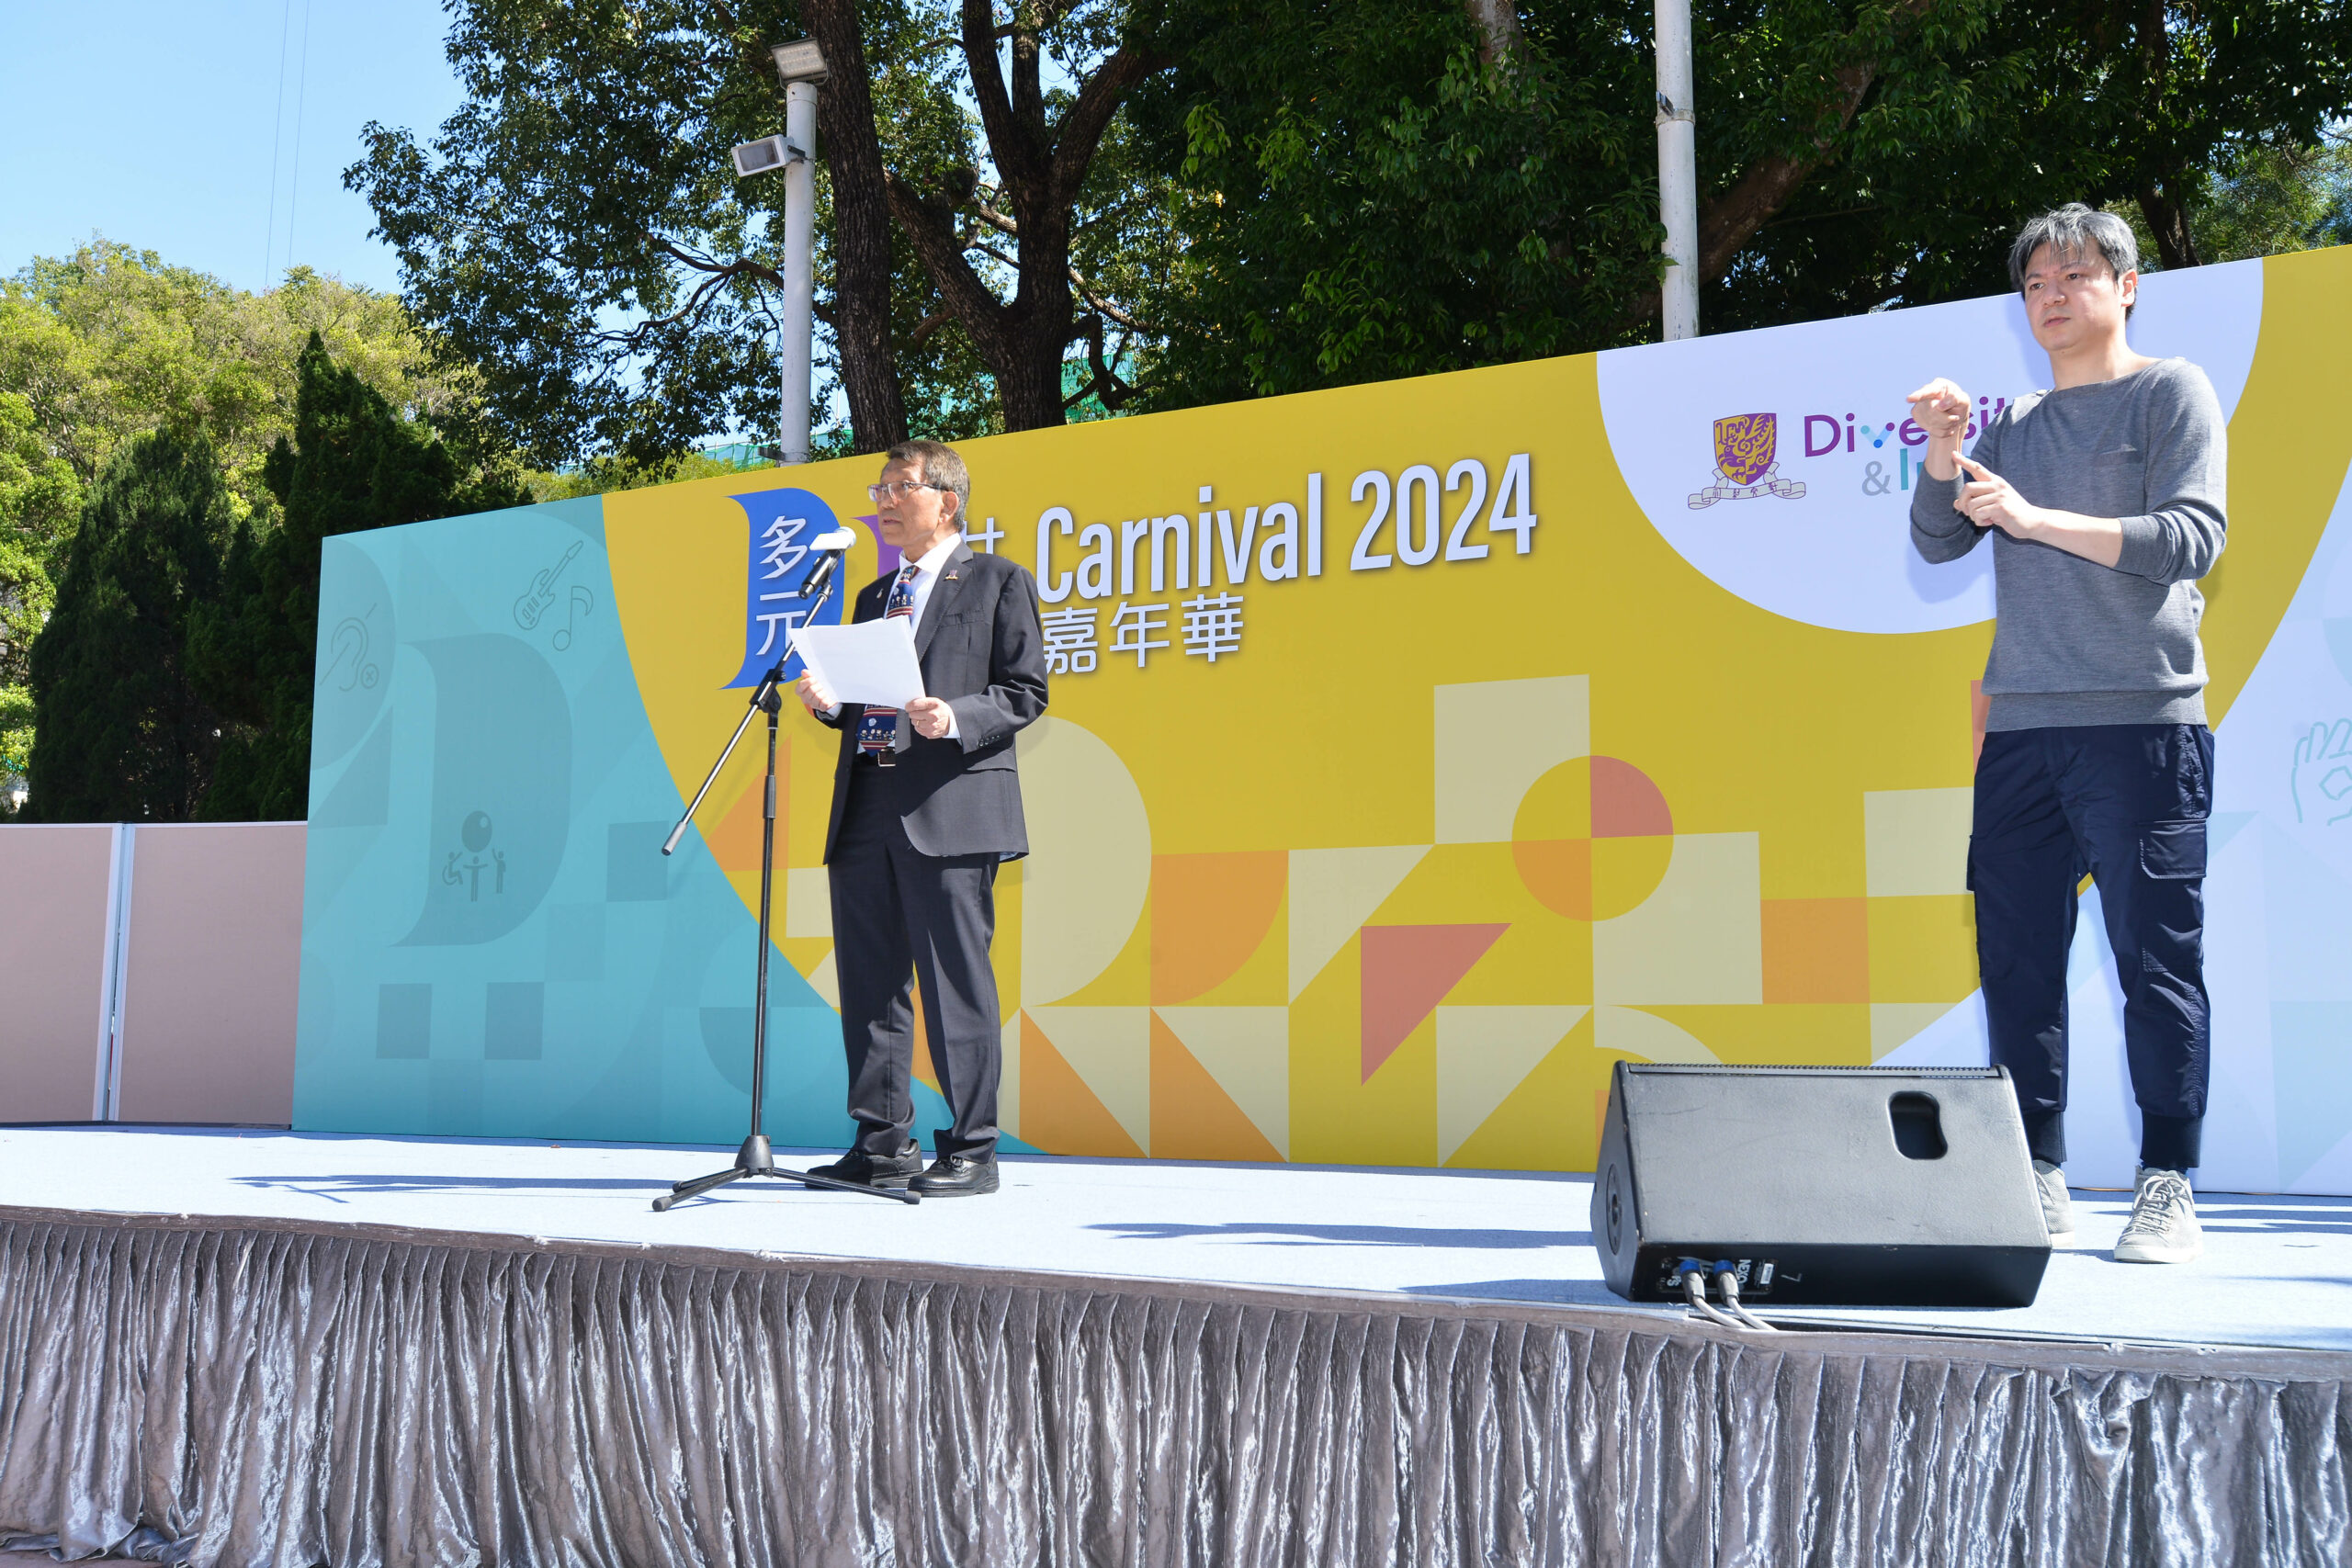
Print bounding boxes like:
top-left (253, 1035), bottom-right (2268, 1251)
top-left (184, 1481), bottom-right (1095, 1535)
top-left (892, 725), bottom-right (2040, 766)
top-left (4, 1124), bottom-right (2346, 1353)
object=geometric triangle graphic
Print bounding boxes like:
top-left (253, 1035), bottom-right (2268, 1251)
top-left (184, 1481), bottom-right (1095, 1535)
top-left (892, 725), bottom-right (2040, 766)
top-left (1153, 1005), bottom-right (1290, 1156)
top-left (1360, 923), bottom-right (1507, 1082)
top-left (1444, 1010), bottom-right (1603, 1173)
top-left (1288, 845), bottom-right (1430, 1001)
top-left (1018, 1010), bottom-right (1144, 1158)
top-left (1433, 1005), bottom-right (1588, 1163)
top-left (1024, 1005), bottom-right (1150, 1154)
top-left (1148, 1012), bottom-right (1283, 1163)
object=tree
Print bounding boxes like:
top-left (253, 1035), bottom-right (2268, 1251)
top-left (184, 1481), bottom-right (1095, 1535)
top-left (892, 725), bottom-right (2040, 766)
top-left (1129, 0), bottom-right (2018, 401)
top-left (0, 241), bottom-right (518, 812)
top-left (349, 0), bottom-right (1177, 463)
top-left (2125, 131), bottom-right (2352, 266)
top-left (2075, 5), bottom-right (2352, 269)
top-left (0, 387), bottom-right (81, 801)
top-left (1705, 0), bottom-right (2352, 328)
top-left (1, 240), bottom-right (501, 520)
top-left (188, 333), bottom-right (525, 822)
top-left (857, 0), bottom-right (1171, 428)
top-left (1136, 0), bottom-right (2352, 390)
top-left (1130, 0), bottom-right (1663, 405)
top-left (23, 431), bottom-right (227, 822)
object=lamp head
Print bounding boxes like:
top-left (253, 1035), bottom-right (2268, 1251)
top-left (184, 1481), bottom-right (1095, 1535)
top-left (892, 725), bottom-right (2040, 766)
top-left (772, 39), bottom-right (828, 83)
top-left (729, 135), bottom-right (801, 178)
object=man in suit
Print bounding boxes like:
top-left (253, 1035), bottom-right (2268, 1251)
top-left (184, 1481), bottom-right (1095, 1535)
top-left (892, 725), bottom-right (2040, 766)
top-left (795, 440), bottom-right (1047, 1196)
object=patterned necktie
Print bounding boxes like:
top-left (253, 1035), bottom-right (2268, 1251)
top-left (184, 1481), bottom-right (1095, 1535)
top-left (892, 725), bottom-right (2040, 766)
top-left (855, 563), bottom-right (922, 755)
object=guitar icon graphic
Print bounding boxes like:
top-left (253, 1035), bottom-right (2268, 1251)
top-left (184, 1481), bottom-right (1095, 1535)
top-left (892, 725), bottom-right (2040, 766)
top-left (514, 540), bottom-right (585, 631)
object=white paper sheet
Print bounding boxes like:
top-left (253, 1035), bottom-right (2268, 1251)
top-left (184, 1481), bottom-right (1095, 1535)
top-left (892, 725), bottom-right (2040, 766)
top-left (793, 619), bottom-right (927, 708)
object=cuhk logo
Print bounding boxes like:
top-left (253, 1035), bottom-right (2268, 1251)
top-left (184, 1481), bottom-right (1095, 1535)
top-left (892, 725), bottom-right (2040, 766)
top-left (1688, 412), bottom-right (1805, 509)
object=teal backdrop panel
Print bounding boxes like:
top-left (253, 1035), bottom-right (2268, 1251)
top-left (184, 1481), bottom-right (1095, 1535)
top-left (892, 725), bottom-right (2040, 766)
top-left (291, 498), bottom-right (962, 1147)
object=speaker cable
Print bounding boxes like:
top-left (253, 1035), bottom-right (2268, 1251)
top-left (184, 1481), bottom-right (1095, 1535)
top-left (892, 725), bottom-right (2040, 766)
top-left (1714, 1269), bottom-right (1781, 1333)
top-left (1678, 1265), bottom-right (1780, 1333)
top-left (1678, 1268), bottom-right (1746, 1330)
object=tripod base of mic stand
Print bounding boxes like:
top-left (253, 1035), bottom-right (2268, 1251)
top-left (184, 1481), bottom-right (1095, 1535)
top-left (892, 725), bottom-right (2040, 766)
top-left (651, 1134), bottom-right (922, 1211)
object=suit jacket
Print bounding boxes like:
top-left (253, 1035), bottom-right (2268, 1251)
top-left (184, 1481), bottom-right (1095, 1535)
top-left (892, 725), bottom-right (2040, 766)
top-left (815, 540), bottom-right (1048, 862)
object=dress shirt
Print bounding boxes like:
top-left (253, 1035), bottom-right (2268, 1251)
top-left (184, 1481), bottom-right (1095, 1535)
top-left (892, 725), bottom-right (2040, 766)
top-left (899, 532), bottom-right (961, 635)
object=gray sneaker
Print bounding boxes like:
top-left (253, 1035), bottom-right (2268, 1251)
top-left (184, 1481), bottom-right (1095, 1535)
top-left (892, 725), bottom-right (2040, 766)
top-left (2032, 1159), bottom-right (2075, 1247)
top-left (2114, 1166), bottom-right (2203, 1264)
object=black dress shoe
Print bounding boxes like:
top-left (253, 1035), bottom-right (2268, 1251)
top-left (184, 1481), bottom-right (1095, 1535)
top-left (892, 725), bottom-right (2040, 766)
top-left (910, 1153), bottom-right (999, 1197)
top-left (807, 1141), bottom-right (922, 1189)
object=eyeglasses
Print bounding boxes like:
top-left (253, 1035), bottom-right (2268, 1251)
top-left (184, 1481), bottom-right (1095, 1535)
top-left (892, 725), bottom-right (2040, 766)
top-left (867, 480), bottom-right (950, 502)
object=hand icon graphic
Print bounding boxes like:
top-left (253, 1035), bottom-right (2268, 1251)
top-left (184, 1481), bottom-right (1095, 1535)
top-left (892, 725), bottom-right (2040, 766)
top-left (2290, 719), bottom-right (2352, 826)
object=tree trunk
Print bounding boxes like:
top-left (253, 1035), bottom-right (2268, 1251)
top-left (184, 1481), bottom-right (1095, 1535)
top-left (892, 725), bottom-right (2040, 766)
top-left (2137, 179), bottom-right (2202, 269)
top-left (864, 0), bottom-right (1166, 433)
top-left (997, 316), bottom-right (1073, 429)
top-left (799, 0), bottom-right (908, 453)
top-left (1694, 61), bottom-right (1877, 282)
top-left (1464, 0), bottom-right (1522, 65)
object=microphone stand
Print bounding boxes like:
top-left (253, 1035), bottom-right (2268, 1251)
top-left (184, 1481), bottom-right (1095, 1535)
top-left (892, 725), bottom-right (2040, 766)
top-left (652, 560), bottom-right (915, 1210)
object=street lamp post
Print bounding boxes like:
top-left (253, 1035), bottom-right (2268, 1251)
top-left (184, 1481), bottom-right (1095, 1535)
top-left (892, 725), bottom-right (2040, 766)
top-left (730, 39), bottom-right (828, 465)
top-left (1655, 0), bottom-right (1699, 342)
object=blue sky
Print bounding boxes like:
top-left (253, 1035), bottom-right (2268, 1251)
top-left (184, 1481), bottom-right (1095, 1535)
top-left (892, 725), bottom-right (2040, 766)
top-left (1, 0), bottom-right (466, 294)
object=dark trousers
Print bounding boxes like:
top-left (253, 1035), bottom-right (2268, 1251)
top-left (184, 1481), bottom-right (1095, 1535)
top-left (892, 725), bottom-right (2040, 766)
top-left (827, 765), bottom-right (1004, 1158)
top-left (1968, 723), bottom-right (2213, 1171)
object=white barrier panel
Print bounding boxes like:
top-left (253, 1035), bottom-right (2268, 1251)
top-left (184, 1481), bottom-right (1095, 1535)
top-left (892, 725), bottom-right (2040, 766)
top-left (114, 823), bottom-right (307, 1127)
top-left (0, 824), bottom-right (122, 1122)
top-left (0, 822), bottom-right (304, 1127)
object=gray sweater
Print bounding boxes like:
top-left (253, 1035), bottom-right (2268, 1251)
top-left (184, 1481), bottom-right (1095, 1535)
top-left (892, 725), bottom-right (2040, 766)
top-left (1910, 357), bottom-right (2227, 730)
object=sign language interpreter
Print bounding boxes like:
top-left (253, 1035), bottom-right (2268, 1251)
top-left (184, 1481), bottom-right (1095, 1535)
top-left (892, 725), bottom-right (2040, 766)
top-left (1904, 204), bottom-right (2227, 1268)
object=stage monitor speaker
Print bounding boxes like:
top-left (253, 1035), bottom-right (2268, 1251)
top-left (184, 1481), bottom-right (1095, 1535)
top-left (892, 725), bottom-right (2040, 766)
top-left (1591, 1064), bottom-right (2050, 1309)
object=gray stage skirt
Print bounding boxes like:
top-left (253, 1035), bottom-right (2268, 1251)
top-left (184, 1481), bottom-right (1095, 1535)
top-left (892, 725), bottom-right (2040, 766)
top-left (1, 1208), bottom-right (2346, 1567)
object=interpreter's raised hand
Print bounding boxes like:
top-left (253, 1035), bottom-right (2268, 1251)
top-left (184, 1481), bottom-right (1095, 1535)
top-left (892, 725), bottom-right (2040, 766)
top-left (1905, 378), bottom-right (1973, 441)
top-left (906, 696), bottom-right (954, 739)
top-left (796, 669), bottom-right (837, 713)
top-left (1952, 455), bottom-right (2041, 539)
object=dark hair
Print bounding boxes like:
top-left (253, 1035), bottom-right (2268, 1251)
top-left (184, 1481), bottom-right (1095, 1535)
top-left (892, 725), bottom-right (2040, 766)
top-left (2008, 204), bottom-right (2141, 318)
top-left (884, 439), bottom-right (968, 526)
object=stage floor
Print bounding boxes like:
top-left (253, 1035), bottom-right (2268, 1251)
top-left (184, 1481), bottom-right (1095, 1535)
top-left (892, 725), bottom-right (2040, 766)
top-left (5, 1123), bottom-right (2347, 1354)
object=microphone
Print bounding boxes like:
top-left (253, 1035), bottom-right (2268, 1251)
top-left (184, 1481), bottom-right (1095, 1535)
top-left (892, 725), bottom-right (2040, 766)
top-left (795, 528), bottom-right (858, 599)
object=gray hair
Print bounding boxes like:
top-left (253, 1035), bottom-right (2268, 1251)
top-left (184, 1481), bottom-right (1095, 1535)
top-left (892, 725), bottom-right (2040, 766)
top-left (2008, 204), bottom-right (2141, 315)
top-left (884, 439), bottom-right (968, 527)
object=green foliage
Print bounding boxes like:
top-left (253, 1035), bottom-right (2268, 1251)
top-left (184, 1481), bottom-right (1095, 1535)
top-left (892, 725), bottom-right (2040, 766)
top-left (187, 334), bottom-right (525, 822)
top-left (1702, 0), bottom-right (2352, 323)
top-left (0, 387), bottom-right (80, 794)
top-left (1132, 0), bottom-right (1661, 405)
top-left (0, 243), bottom-right (524, 813)
top-left (2118, 133), bottom-right (2352, 266)
top-left (2198, 140), bottom-right (2352, 260)
top-left (349, 1), bottom-right (945, 463)
top-left (0, 240), bottom-right (496, 519)
top-left (523, 444), bottom-right (776, 503)
top-left (347, 0), bottom-right (1170, 461)
top-left (1686, 0), bottom-right (2025, 326)
top-left (23, 431), bottom-right (229, 822)
top-left (1137, 0), bottom-right (2352, 387)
